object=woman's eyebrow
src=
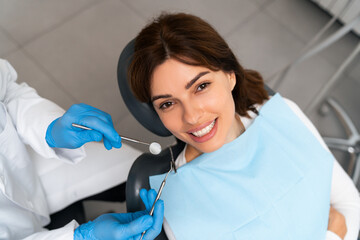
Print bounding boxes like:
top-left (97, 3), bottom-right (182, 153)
top-left (151, 94), bottom-right (172, 102)
top-left (185, 71), bottom-right (210, 89)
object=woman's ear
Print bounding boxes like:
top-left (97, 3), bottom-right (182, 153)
top-left (228, 71), bottom-right (236, 91)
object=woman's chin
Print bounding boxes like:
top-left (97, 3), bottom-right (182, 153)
top-left (187, 141), bottom-right (224, 157)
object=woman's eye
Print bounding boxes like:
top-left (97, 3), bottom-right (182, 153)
top-left (196, 82), bottom-right (210, 92)
top-left (159, 102), bottom-right (173, 110)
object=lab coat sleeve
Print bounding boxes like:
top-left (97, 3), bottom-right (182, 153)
top-left (284, 98), bottom-right (360, 240)
top-left (0, 59), bottom-right (85, 163)
top-left (23, 220), bottom-right (78, 240)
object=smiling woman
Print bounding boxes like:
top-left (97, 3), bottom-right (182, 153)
top-left (128, 13), bottom-right (268, 161)
top-left (128, 12), bottom-right (360, 240)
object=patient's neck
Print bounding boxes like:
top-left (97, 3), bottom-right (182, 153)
top-left (185, 145), bottom-right (203, 162)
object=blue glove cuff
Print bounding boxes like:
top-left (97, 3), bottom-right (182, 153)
top-left (45, 117), bottom-right (60, 148)
top-left (74, 221), bottom-right (98, 240)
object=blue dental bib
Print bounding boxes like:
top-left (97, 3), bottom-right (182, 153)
top-left (150, 94), bottom-right (334, 240)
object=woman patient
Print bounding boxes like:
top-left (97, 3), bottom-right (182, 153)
top-left (129, 13), bottom-right (360, 240)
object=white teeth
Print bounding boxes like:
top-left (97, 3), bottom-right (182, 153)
top-left (191, 120), bottom-right (215, 137)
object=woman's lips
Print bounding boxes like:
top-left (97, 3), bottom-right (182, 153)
top-left (190, 120), bottom-right (216, 137)
top-left (188, 118), bottom-right (218, 143)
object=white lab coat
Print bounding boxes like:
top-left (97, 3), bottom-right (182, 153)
top-left (0, 58), bottom-right (86, 240)
top-left (0, 59), bottom-right (143, 239)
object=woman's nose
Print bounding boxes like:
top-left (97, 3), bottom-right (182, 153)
top-left (183, 102), bottom-right (202, 125)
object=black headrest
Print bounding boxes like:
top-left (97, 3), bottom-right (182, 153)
top-left (117, 39), bottom-right (172, 137)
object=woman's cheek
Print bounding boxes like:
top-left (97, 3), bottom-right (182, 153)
top-left (204, 93), bottom-right (227, 110)
top-left (159, 113), bottom-right (179, 132)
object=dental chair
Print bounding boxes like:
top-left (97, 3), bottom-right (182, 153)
top-left (320, 98), bottom-right (360, 188)
top-left (117, 39), bottom-right (276, 239)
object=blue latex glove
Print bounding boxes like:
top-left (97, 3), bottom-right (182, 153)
top-left (46, 103), bottom-right (121, 150)
top-left (74, 189), bottom-right (164, 240)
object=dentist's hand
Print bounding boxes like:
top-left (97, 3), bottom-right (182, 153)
top-left (46, 103), bottom-right (121, 150)
top-left (74, 189), bottom-right (164, 240)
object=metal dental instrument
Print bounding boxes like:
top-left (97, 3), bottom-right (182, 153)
top-left (71, 123), bottom-right (162, 154)
top-left (140, 160), bottom-right (174, 240)
top-left (169, 146), bottom-right (177, 173)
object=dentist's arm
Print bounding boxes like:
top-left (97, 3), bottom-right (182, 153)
top-left (1, 59), bottom-right (85, 162)
top-left (74, 189), bottom-right (164, 240)
top-left (19, 189), bottom-right (163, 240)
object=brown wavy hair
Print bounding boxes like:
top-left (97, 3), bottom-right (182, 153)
top-left (129, 13), bottom-right (268, 117)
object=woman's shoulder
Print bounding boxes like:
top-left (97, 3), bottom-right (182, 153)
top-left (281, 97), bottom-right (302, 113)
top-left (261, 95), bottom-right (304, 116)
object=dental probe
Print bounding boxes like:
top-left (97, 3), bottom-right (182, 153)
top-left (169, 146), bottom-right (177, 173)
top-left (140, 162), bottom-right (174, 240)
top-left (71, 123), bottom-right (162, 155)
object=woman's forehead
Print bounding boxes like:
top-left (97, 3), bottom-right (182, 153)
top-left (150, 59), bottom-right (212, 93)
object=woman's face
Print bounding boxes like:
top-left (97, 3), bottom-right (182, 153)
top-left (151, 59), bottom-right (242, 161)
